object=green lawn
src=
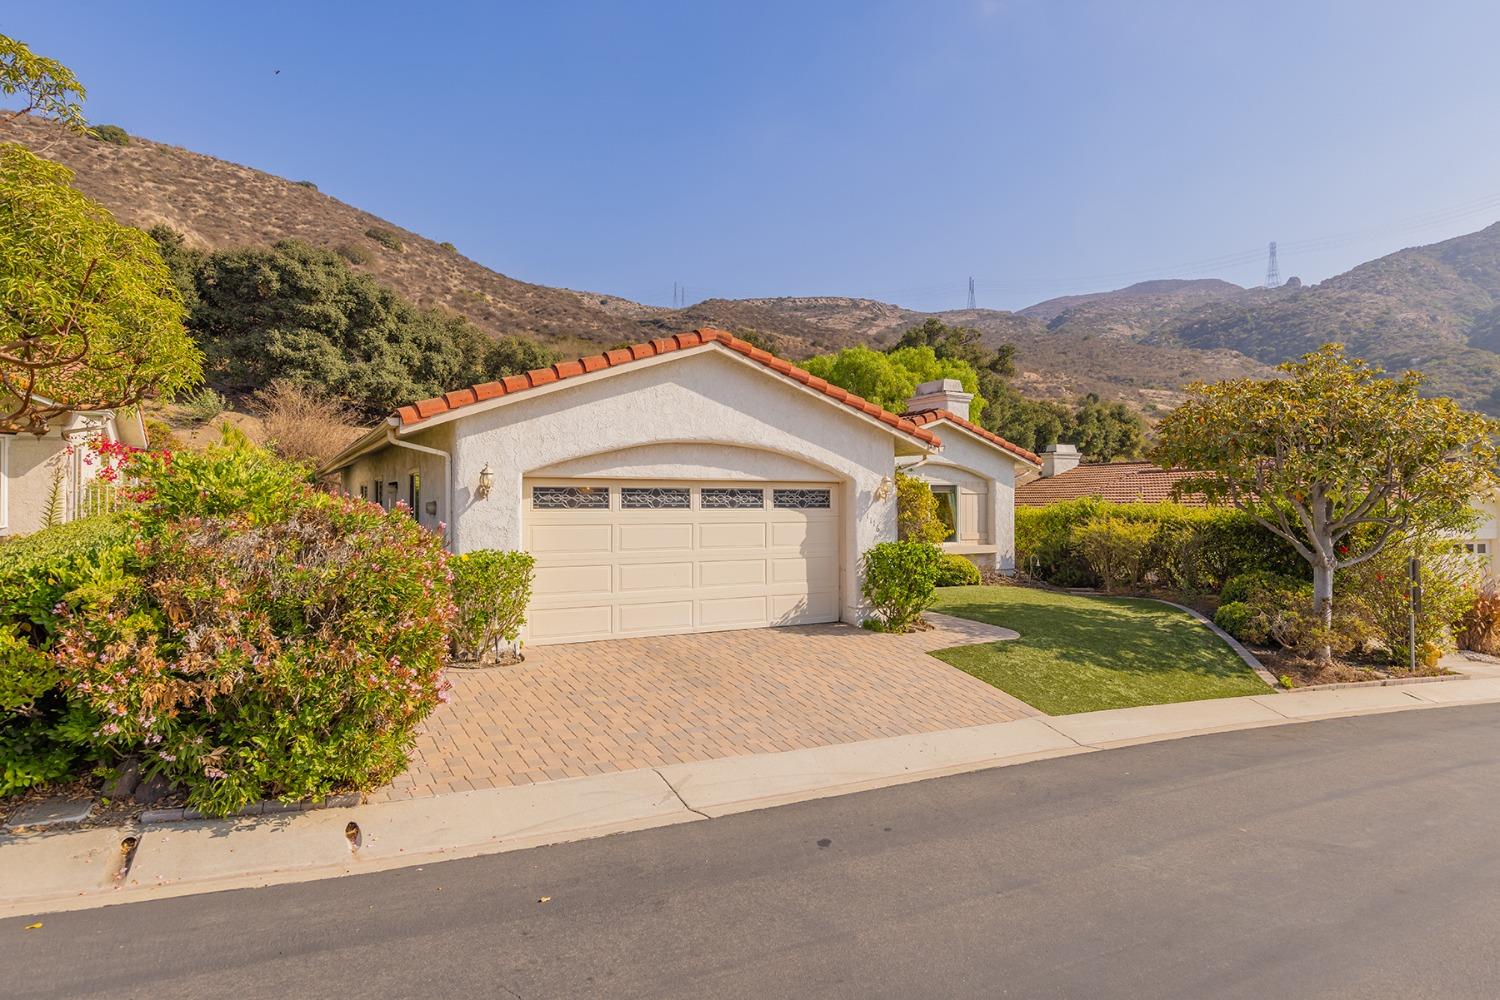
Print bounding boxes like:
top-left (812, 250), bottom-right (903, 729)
top-left (930, 585), bottom-right (1269, 715)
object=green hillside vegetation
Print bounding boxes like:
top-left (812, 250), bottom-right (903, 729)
top-left (149, 227), bottom-right (556, 416)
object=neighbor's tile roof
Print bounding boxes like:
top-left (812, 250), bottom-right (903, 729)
top-left (394, 328), bottom-right (942, 448)
top-left (1016, 462), bottom-right (1209, 507)
top-left (903, 409), bottom-right (1041, 466)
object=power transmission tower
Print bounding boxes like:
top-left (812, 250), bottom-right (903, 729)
top-left (1264, 242), bottom-right (1280, 289)
top-left (966, 276), bottom-right (976, 310)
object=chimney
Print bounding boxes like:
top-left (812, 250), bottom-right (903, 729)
top-left (906, 378), bottom-right (974, 418)
top-left (1040, 443), bottom-right (1080, 478)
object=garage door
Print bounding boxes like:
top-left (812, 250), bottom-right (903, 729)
top-left (524, 479), bottom-right (841, 644)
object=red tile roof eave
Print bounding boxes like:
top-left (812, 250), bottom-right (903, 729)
top-left (389, 328), bottom-right (942, 448)
top-left (903, 409), bottom-right (1041, 467)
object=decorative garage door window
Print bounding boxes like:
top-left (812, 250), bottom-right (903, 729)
top-left (701, 487), bottom-right (765, 509)
top-left (773, 488), bottom-right (831, 510)
top-left (531, 486), bottom-right (610, 510)
top-left (621, 486), bottom-right (690, 509)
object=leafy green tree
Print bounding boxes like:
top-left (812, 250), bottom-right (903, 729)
top-left (188, 240), bottom-right (492, 414)
top-left (485, 336), bottom-right (557, 378)
top-left (983, 385), bottom-right (1069, 453)
top-left (1, 145), bottom-right (201, 433)
top-left (802, 344), bottom-right (987, 421)
top-left (1070, 393), bottom-right (1146, 462)
top-left (146, 225), bottom-right (204, 313)
top-left (0, 34), bottom-right (86, 132)
top-left (802, 346), bottom-right (921, 415)
top-left (1155, 344), bottom-right (1500, 662)
top-left (893, 318), bottom-right (1014, 378)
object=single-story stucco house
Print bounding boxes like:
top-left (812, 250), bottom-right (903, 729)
top-left (321, 329), bottom-right (1039, 645)
top-left (1, 402), bottom-right (147, 537)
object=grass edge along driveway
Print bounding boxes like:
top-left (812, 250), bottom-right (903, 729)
top-left (931, 585), bottom-right (1269, 715)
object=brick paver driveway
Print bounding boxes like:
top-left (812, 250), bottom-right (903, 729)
top-left (371, 613), bottom-right (1037, 802)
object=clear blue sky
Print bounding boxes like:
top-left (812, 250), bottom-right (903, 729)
top-left (8, 1), bottom-right (1500, 311)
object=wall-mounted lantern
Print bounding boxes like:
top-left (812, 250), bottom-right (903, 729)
top-left (874, 475), bottom-right (894, 501)
top-left (477, 463), bottom-right (494, 500)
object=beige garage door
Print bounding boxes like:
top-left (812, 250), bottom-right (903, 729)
top-left (524, 479), bottom-right (841, 644)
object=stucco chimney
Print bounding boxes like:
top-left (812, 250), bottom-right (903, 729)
top-left (1040, 443), bottom-right (1080, 478)
top-left (907, 378), bottom-right (974, 417)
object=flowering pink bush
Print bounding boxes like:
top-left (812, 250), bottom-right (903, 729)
top-left (54, 489), bottom-right (454, 815)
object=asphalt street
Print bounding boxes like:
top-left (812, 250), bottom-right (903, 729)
top-left (6, 704), bottom-right (1500, 999)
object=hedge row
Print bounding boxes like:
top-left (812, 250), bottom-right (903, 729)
top-left (1016, 498), bottom-right (1306, 591)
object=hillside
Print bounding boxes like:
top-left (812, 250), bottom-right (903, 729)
top-left (8, 114), bottom-right (1500, 414)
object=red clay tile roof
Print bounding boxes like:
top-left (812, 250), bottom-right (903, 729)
top-left (393, 328), bottom-right (942, 448)
top-left (1016, 462), bottom-right (1210, 507)
top-left (903, 409), bottom-right (1041, 466)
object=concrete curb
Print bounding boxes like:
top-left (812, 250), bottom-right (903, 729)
top-left (1140, 597), bottom-right (1281, 689)
top-left (9, 676), bottom-right (1500, 919)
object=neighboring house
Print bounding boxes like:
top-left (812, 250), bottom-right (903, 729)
top-left (1016, 444), bottom-right (1207, 507)
top-left (1453, 489), bottom-right (1500, 583)
top-left (321, 329), bottom-right (1038, 645)
top-left (0, 402), bottom-right (147, 537)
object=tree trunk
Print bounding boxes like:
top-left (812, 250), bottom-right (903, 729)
top-left (1312, 562), bottom-right (1335, 664)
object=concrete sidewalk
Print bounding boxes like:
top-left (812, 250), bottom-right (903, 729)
top-left (7, 669), bottom-right (1500, 919)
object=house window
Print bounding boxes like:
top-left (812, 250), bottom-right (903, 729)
top-left (701, 487), bottom-right (764, 509)
top-left (359, 484), bottom-right (369, 500)
top-left (1461, 541), bottom-right (1490, 556)
top-left (773, 488), bottom-right (831, 510)
top-left (621, 486), bottom-right (690, 509)
top-left (387, 482), bottom-right (399, 510)
top-left (532, 485), bottom-right (610, 510)
top-left (373, 481), bottom-right (384, 507)
top-left (930, 485), bottom-right (958, 542)
top-left (408, 473), bottom-right (421, 519)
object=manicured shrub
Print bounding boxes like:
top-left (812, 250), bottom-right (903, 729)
top-left (1211, 601), bottom-right (1256, 641)
top-left (896, 472), bottom-right (949, 544)
top-left (451, 550), bottom-right (536, 661)
top-left (1221, 570), bottom-right (1307, 608)
top-left (1017, 499), bottom-right (1305, 591)
top-left (54, 490), bottom-right (455, 816)
top-left (89, 124), bottom-right (130, 145)
top-left (862, 541), bottom-right (941, 633)
top-left (365, 226), bottom-right (403, 251)
top-left (1071, 516), bottom-right (1158, 592)
top-left (935, 552), bottom-right (982, 587)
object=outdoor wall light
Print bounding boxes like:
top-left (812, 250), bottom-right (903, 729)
top-left (477, 463), bottom-right (494, 500)
top-left (875, 475), bottom-right (894, 500)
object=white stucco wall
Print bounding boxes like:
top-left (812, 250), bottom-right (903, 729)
top-left (339, 421), bottom-right (455, 536)
top-left (1454, 490), bottom-right (1500, 583)
top-left (2, 411), bottom-right (119, 537)
top-left (420, 346), bottom-right (906, 624)
top-left (908, 422), bottom-right (1024, 573)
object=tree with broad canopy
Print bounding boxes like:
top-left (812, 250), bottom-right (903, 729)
top-left (1154, 343), bottom-right (1500, 662)
top-left (1, 145), bottom-right (202, 434)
